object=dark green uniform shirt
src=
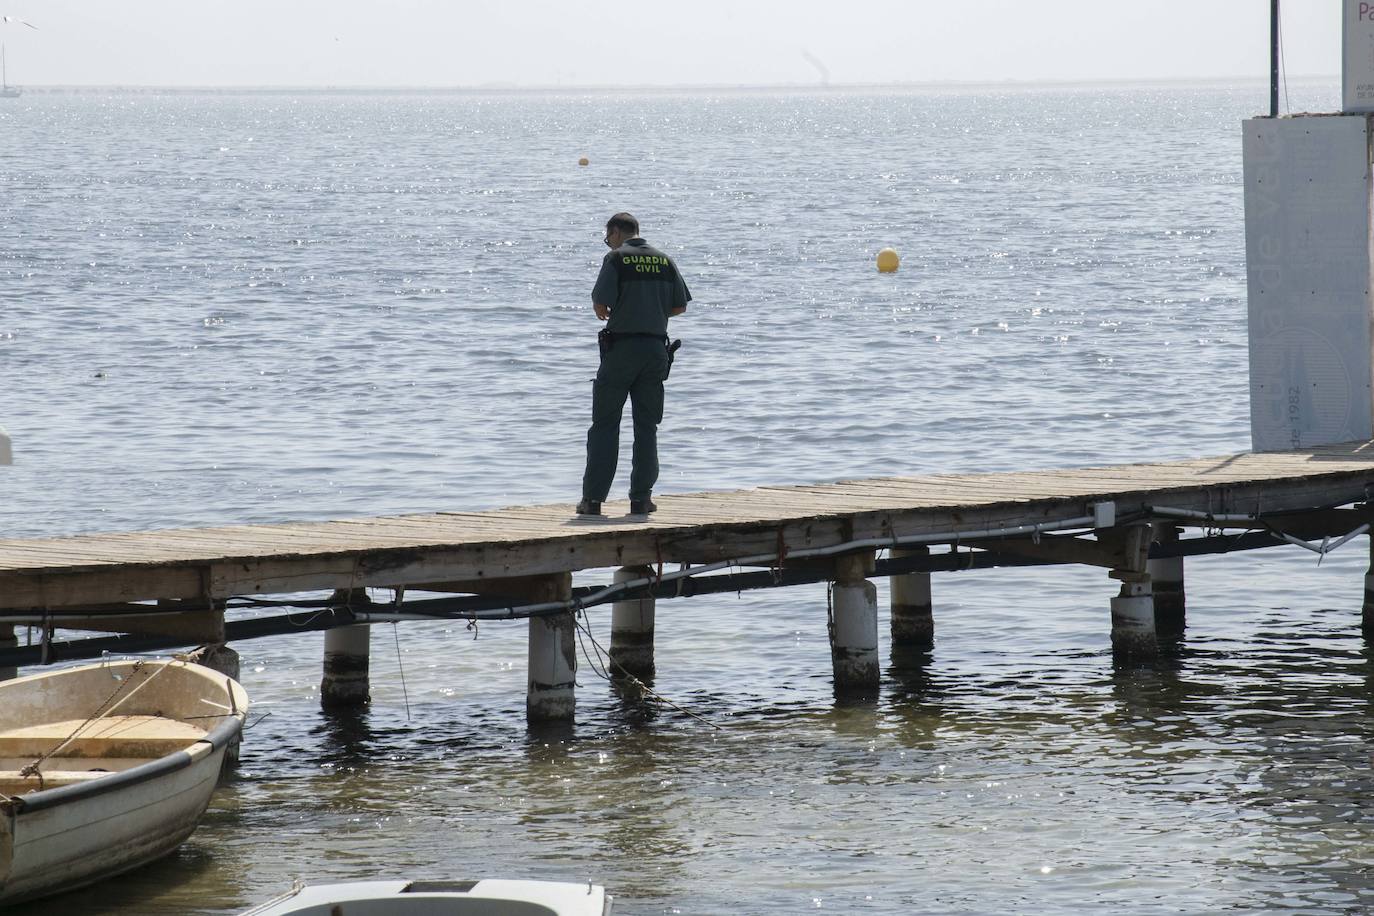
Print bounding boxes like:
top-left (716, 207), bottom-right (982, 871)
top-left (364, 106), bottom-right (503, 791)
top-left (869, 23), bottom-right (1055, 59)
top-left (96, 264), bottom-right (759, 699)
top-left (592, 238), bottom-right (691, 337)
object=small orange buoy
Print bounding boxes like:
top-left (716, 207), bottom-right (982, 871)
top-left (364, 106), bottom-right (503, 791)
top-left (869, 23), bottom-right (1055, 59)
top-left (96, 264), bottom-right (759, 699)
top-left (876, 247), bottom-right (900, 273)
top-left (578, 157), bottom-right (590, 166)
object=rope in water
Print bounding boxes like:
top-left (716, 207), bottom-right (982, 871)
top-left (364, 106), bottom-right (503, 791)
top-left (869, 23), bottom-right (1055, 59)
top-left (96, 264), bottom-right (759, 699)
top-left (572, 611), bottom-right (723, 732)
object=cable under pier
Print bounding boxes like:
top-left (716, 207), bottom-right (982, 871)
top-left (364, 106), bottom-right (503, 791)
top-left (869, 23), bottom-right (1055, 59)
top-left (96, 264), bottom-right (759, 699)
top-left (4, 441), bottom-right (1374, 719)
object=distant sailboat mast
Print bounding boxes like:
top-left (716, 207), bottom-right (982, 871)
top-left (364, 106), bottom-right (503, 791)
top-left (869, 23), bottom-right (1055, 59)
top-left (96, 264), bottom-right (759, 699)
top-left (0, 42), bottom-right (13, 98)
top-left (0, 15), bottom-right (37, 99)
top-left (0, 42), bottom-right (17, 98)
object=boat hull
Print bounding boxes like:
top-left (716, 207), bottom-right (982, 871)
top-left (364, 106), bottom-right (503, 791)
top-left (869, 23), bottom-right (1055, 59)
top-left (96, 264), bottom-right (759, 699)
top-left (241, 879), bottom-right (613, 916)
top-left (0, 660), bottom-right (247, 905)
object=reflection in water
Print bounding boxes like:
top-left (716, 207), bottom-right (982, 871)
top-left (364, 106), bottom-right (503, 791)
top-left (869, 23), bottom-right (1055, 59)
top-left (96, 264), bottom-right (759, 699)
top-left (2, 846), bottom-right (222, 916)
top-left (1219, 615), bottom-right (1374, 911)
top-left (887, 645), bottom-right (939, 699)
top-left (18, 589), bottom-right (1374, 916)
top-left (5, 82), bottom-right (1371, 914)
top-left (311, 706), bottom-right (383, 770)
top-left (606, 676), bottom-right (663, 727)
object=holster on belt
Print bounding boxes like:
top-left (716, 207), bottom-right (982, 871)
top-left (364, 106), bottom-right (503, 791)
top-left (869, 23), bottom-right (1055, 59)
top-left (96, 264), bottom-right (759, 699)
top-left (664, 338), bottom-right (682, 378)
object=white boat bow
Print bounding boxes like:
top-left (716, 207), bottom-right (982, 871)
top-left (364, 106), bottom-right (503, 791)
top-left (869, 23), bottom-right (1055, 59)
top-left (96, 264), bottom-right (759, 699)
top-left (241, 878), bottom-right (613, 916)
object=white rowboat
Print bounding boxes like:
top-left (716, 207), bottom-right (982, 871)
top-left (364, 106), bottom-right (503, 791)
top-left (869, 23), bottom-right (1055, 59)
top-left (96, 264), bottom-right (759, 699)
top-left (241, 879), bottom-right (614, 916)
top-left (0, 658), bottom-right (248, 905)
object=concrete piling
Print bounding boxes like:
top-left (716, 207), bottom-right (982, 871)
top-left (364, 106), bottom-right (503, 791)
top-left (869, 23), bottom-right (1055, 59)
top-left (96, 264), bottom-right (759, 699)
top-left (610, 565), bottom-right (656, 680)
top-left (0, 625), bottom-right (15, 681)
top-left (195, 642), bottom-right (241, 682)
top-left (193, 642), bottom-right (243, 768)
top-left (1364, 535), bottom-right (1374, 638)
top-left (527, 573), bottom-right (576, 723)
top-left (321, 624), bottom-right (371, 708)
top-left (1110, 574), bottom-right (1157, 660)
top-left (1148, 523), bottom-right (1185, 635)
top-left (889, 546), bottom-right (934, 649)
top-left (830, 552), bottom-right (879, 695)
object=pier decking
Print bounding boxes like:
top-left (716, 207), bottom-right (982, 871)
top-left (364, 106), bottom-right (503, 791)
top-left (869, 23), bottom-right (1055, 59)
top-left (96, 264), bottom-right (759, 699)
top-left (4, 441), bottom-right (1374, 717)
top-left (4, 442), bottom-right (1374, 606)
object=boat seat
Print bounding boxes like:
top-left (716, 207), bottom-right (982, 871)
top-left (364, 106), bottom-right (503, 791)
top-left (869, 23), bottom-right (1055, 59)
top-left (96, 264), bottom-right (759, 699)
top-left (0, 715), bottom-right (208, 759)
top-left (0, 769), bottom-right (120, 794)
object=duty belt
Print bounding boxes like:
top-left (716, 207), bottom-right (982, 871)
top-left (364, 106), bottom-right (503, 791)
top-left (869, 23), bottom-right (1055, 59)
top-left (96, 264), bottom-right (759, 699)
top-left (605, 332), bottom-right (669, 342)
top-left (597, 329), bottom-right (683, 375)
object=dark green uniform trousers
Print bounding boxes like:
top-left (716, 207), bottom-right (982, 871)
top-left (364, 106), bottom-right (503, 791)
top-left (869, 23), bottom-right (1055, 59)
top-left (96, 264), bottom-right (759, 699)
top-left (582, 336), bottom-right (671, 503)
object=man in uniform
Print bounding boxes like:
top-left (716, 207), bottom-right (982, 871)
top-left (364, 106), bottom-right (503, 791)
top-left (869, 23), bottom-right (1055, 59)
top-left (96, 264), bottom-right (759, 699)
top-left (577, 212), bottom-right (690, 517)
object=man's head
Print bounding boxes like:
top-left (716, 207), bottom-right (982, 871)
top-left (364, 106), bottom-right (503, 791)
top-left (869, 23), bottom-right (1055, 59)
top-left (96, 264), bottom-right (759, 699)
top-left (604, 212), bottom-right (639, 248)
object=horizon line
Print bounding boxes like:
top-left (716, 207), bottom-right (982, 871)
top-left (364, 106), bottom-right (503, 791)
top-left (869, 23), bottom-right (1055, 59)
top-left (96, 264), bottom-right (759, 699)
top-left (4, 73), bottom-right (1340, 94)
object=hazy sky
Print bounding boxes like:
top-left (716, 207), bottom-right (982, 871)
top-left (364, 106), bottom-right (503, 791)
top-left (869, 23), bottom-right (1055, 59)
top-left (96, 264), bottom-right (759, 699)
top-left (0, 1), bottom-right (1343, 88)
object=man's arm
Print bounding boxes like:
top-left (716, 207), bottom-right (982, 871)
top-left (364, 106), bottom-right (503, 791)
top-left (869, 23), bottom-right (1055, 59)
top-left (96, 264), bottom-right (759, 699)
top-left (670, 266), bottom-right (691, 318)
top-left (592, 254), bottom-right (618, 322)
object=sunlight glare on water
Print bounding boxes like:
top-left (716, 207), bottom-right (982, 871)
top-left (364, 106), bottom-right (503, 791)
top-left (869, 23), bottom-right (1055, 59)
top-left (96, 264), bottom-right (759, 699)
top-left (2, 81), bottom-right (1371, 915)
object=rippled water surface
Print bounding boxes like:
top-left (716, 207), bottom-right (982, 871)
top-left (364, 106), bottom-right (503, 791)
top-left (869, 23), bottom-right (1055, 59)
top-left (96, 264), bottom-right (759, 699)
top-left (3, 82), bottom-right (1372, 914)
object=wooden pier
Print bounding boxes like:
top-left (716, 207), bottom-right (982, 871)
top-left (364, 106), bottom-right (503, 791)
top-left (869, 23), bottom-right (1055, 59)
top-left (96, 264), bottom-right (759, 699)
top-left (4, 441), bottom-right (1374, 720)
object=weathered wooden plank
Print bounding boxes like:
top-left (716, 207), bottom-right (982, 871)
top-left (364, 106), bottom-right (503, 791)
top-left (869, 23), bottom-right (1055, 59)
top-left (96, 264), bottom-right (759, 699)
top-left (2, 443), bottom-right (1373, 609)
top-left (0, 544), bottom-right (129, 568)
top-left (636, 498), bottom-right (822, 524)
top-left (436, 509), bottom-right (644, 531)
top-left (787, 482), bottom-right (1047, 505)
top-left (754, 489), bottom-right (1006, 514)
top-left (825, 481), bottom-right (1051, 503)
top-left (0, 566), bottom-right (209, 610)
top-left (836, 474), bottom-right (1094, 497)
top-left (676, 489), bottom-right (866, 513)
top-left (33, 532), bottom-right (290, 562)
top-left (347, 514), bottom-right (537, 534)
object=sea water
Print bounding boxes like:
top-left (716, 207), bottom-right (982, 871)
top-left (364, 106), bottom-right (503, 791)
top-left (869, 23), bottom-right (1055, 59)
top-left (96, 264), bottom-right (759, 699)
top-left (3, 81), bottom-right (1373, 914)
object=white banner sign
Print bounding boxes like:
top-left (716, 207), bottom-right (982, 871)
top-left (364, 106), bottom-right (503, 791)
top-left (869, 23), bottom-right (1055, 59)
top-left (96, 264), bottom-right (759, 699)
top-left (1345, 0), bottom-right (1374, 112)
top-left (1244, 116), bottom-right (1374, 450)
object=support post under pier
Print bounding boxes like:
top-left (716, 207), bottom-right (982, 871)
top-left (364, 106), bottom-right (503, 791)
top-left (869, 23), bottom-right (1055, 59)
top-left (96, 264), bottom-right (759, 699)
top-left (0, 625), bottom-right (15, 682)
top-left (889, 547), bottom-right (934, 649)
top-left (527, 573), bottom-right (576, 724)
top-left (1110, 574), bottom-right (1157, 661)
top-left (321, 589), bottom-right (371, 709)
top-left (610, 566), bottom-right (655, 680)
top-left (321, 625), bottom-right (371, 708)
top-left (1108, 522), bottom-right (1157, 661)
top-left (830, 552), bottom-right (879, 696)
top-left (1148, 523), bottom-right (1185, 636)
top-left (1364, 534), bottom-right (1374, 638)
top-left (192, 642), bottom-right (243, 769)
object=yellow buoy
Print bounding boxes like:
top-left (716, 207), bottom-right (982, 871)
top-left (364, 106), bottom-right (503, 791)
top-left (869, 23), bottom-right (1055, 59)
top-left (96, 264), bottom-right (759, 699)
top-left (876, 247), bottom-right (900, 273)
top-left (578, 157), bottom-right (590, 166)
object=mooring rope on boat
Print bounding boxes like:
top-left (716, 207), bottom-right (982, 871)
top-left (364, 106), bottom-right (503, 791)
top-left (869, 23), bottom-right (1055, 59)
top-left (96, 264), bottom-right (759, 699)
top-left (19, 659), bottom-right (177, 784)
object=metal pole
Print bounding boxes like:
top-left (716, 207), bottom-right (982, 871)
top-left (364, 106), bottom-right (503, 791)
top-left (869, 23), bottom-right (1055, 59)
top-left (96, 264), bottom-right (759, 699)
top-left (1270, 0), bottom-right (1280, 118)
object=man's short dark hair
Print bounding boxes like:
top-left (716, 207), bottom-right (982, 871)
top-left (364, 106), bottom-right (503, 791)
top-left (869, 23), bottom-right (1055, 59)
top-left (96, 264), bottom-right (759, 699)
top-left (606, 212), bottom-right (639, 236)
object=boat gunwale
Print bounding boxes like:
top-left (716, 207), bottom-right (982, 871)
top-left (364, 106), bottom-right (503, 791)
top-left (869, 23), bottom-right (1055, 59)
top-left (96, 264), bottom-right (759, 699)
top-left (0, 661), bottom-right (246, 814)
top-left (3, 713), bottom-right (241, 814)
top-left (4, 746), bottom-right (195, 814)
